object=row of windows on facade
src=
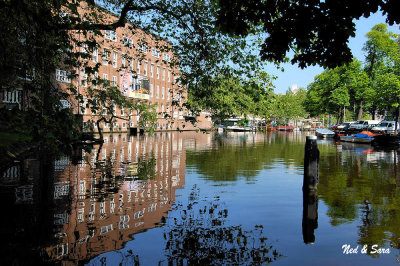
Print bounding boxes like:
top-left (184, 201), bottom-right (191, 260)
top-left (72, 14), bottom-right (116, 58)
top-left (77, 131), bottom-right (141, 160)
top-left (90, 47), bottom-right (172, 81)
top-left (104, 30), bottom-right (171, 61)
top-left (56, 56), bottom-right (171, 84)
top-left (56, 69), bottom-right (180, 103)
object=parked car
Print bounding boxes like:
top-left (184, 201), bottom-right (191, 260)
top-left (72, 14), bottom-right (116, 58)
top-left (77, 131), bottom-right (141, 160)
top-left (329, 123), bottom-right (337, 130)
top-left (371, 121), bottom-right (399, 133)
top-left (337, 121), bottom-right (356, 131)
top-left (349, 120), bottom-right (380, 130)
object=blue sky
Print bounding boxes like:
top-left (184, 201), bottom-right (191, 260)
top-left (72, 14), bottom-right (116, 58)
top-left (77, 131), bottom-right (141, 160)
top-left (266, 12), bottom-right (400, 94)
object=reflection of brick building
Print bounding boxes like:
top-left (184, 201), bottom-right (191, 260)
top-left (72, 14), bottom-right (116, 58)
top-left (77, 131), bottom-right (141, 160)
top-left (55, 3), bottom-right (213, 132)
top-left (0, 132), bottom-right (213, 265)
top-left (44, 132), bottom-right (187, 263)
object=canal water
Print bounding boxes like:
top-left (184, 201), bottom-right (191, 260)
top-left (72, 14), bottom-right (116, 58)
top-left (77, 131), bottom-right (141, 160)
top-left (1, 132), bottom-right (400, 265)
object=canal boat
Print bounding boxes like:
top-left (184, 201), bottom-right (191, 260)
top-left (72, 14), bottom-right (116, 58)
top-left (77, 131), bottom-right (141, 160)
top-left (276, 126), bottom-right (294, 131)
top-left (226, 125), bottom-right (253, 132)
top-left (339, 131), bottom-right (375, 144)
top-left (315, 128), bottom-right (335, 138)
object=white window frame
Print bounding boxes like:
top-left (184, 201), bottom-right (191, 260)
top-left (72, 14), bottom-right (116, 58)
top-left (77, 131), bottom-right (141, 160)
top-left (56, 69), bottom-right (71, 83)
top-left (112, 52), bottom-right (118, 68)
top-left (93, 48), bottom-right (98, 63)
top-left (103, 49), bottom-right (109, 65)
top-left (143, 62), bottom-right (147, 76)
top-left (123, 36), bottom-right (133, 48)
top-left (112, 76), bottom-right (117, 86)
top-left (137, 61), bottom-right (141, 74)
top-left (105, 30), bottom-right (117, 42)
top-left (121, 55), bottom-right (126, 68)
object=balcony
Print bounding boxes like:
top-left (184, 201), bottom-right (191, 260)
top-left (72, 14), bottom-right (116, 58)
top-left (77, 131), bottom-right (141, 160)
top-left (128, 91), bottom-right (150, 100)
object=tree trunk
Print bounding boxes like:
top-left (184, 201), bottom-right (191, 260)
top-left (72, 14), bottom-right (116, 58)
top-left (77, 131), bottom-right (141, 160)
top-left (371, 106), bottom-right (376, 120)
top-left (337, 106), bottom-right (343, 125)
top-left (96, 119), bottom-right (104, 140)
top-left (357, 101), bottom-right (364, 120)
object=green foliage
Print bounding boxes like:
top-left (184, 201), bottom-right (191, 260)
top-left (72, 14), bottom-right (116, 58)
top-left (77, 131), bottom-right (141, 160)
top-left (304, 59), bottom-right (376, 123)
top-left (216, 1), bottom-right (399, 68)
top-left (269, 88), bottom-right (308, 122)
top-left (188, 71), bottom-right (274, 121)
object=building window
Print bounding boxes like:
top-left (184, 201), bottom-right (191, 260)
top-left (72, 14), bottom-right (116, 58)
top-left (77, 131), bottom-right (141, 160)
top-left (156, 66), bottom-right (159, 79)
top-left (81, 69), bottom-right (87, 87)
top-left (156, 85), bottom-right (159, 99)
top-left (137, 61), bottom-right (141, 74)
top-left (138, 43), bottom-right (147, 53)
top-left (152, 48), bottom-right (160, 58)
top-left (123, 36), bottom-right (133, 48)
top-left (150, 64), bottom-right (154, 78)
top-left (93, 48), bottom-right (98, 63)
top-left (112, 52), bottom-right (118, 68)
top-left (105, 30), bottom-right (117, 42)
top-left (122, 122), bottom-right (126, 128)
top-left (143, 62), bottom-right (147, 76)
top-left (162, 68), bottom-right (165, 81)
top-left (81, 43), bottom-right (88, 54)
top-left (81, 96), bottom-right (87, 114)
top-left (103, 48), bottom-right (109, 65)
top-left (129, 59), bottom-right (133, 71)
top-left (93, 71), bottom-right (98, 88)
top-left (167, 88), bottom-right (170, 100)
top-left (161, 87), bottom-right (165, 99)
top-left (112, 76), bottom-right (117, 86)
top-left (163, 53), bottom-right (170, 62)
top-left (103, 74), bottom-right (108, 87)
top-left (56, 69), bottom-right (71, 83)
top-left (168, 70), bottom-right (171, 82)
top-left (3, 89), bottom-right (21, 109)
top-left (150, 84), bottom-right (153, 98)
top-left (121, 55), bottom-right (126, 68)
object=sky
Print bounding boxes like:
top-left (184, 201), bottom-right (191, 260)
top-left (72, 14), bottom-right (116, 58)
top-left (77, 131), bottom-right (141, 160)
top-left (266, 12), bottom-right (400, 94)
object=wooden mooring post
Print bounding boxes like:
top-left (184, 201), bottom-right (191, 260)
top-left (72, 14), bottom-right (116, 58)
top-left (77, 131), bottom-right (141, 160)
top-left (302, 135), bottom-right (319, 244)
top-left (303, 135), bottom-right (319, 192)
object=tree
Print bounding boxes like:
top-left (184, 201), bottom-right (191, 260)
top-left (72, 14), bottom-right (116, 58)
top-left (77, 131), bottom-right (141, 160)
top-left (274, 88), bottom-right (308, 123)
top-left (363, 23), bottom-right (400, 123)
top-left (188, 71), bottom-right (273, 122)
top-left (305, 67), bottom-right (350, 124)
top-left (216, 0), bottom-right (400, 68)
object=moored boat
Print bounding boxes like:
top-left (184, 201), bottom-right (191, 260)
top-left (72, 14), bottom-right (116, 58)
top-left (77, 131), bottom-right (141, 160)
top-left (339, 131), bottom-right (375, 144)
top-left (276, 126), bottom-right (294, 131)
top-left (315, 128), bottom-right (335, 138)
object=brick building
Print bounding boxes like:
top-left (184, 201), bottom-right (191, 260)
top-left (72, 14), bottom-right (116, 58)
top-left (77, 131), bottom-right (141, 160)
top-left (56, 3), bottom-right (213, 132)
top-left (0, 2), bottom-right (213, 132)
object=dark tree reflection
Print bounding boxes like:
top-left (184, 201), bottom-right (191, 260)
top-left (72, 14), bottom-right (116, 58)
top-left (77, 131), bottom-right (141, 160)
top-left (160, 185), bottom-right (283, 265)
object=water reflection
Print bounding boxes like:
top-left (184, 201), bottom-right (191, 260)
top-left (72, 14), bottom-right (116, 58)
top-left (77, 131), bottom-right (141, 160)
top-left (302, 191), bottom-right (318, 244)
top-left (2, 131), bottom-right (400, 264)
top-left (0, 132), bottom-right (198, 264)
